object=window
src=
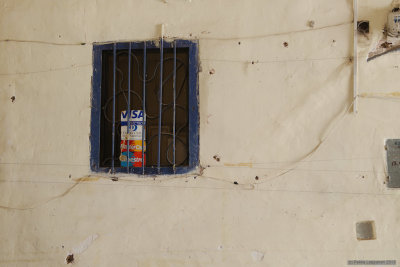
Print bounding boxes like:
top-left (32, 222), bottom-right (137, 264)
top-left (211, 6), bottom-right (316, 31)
top-left (90, 40), bottom-right (199, 175)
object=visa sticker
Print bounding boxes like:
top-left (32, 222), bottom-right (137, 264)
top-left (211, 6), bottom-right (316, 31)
top-left (120, 110), bottom-right (146, 167)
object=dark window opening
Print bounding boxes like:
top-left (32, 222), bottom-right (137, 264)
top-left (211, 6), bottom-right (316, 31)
top-left (90, 41), bottom-right (199, 175)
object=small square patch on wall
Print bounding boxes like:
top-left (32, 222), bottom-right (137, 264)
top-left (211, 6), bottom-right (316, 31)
top-left (356, 221), bottom-right (376, 240)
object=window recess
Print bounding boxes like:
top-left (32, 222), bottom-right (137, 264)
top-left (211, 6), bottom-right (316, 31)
top-left (90, 40), bottom-right (199, 175)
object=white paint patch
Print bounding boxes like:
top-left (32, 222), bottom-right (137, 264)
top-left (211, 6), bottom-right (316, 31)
top-left (70, 234), bottom-right (99, 255)
top-left (251, 251), bottom-right (265, 262)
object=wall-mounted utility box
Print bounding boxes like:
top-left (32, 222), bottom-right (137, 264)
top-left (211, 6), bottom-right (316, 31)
top-left (386, 139), bottom-right (400, 188)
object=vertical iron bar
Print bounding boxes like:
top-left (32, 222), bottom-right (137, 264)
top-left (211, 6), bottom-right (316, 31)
top-left (142, 42), bottom-right (147, 175)
top-left (127, 43), bottom-right (131, 173)
top-left (112, 43), bottom-right (116, 173)
top-left (172, 41), bottom-right (177, 172)
top-left (157, 38), bottom-right (164, 173)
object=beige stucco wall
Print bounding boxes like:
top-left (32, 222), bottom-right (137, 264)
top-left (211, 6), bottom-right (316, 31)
top-left (1, 0), bottom-right (400, 266)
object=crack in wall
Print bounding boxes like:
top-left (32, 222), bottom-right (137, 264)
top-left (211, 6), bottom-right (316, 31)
top-left (0, 176), bottom-right (100, 211)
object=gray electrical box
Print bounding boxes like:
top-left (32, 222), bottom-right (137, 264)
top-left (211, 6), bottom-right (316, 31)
top-left (386, 139), bottom-right (400, 188)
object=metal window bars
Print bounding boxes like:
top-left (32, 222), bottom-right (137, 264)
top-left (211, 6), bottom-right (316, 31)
top-left (157, 37), bottom-right (164, 173)
top-left (141, 42), bottom-right (147, 175)
top-left (91, 40), bottom-right (199, 175)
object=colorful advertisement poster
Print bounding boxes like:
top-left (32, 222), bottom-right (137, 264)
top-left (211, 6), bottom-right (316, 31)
top-left (120, 110), bottom-right (146, 167)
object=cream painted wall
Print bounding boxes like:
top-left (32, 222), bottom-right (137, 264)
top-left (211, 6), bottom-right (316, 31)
top-left (1, 0), bottom-right (400, 266)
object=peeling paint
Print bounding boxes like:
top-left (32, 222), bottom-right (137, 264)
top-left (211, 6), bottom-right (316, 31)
top-left (70, 234), bottom-right (99, 255)
top-left (251, 251), bottom-right (265, 262)
top-left (367, 38), bottom-right (400, 61)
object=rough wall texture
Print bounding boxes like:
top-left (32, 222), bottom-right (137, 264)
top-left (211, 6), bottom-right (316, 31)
top-left (1, 0), bottom-right (400, 266)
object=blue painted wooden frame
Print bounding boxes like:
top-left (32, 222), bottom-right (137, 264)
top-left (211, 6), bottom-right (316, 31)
top-left (90, 40), bottom-right (199, 175)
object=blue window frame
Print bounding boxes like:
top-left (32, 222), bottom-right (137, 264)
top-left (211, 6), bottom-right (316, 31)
top-left (90, 40), bottom-right (199, 175)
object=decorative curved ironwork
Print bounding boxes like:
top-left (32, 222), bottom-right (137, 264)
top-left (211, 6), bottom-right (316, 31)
top-left (101, 49), bottom-right (189, 169)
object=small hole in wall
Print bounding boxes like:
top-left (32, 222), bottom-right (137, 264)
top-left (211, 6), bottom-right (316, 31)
top-left (238, 41), bottom-right (241, 45)
top-left (234, 181), bottom-right (238, 185)
top-left (10, 96), bottom-right (15, 102)
top-left (283, 42), bottom-right (289, 47)
top-left (66, 254), bottom-right (74, 264)
top-left (348, 56), bottom-right (353, 63)
top-left (255, 176), bottom-right (259, 180)
top-left (357, 21), bottom-right (369, 34)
